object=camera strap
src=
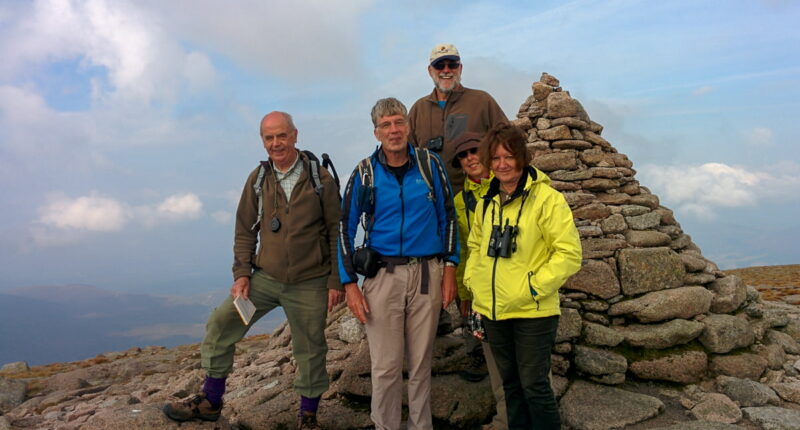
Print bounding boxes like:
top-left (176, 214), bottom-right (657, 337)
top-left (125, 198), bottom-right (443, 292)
top-left (489, 189), bottom-right (530, 232)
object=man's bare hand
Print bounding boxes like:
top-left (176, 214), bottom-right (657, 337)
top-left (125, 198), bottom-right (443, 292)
top-left (459, 299), bottom-right (472, 317)
top-left (231, 277), bottom-right (250, 300)
top-left (344, 282), bottom-right (369, 324)
top-left (328, 289), bottom-right (345, 312)
top-left (441, 265), bottom-right (456, 309)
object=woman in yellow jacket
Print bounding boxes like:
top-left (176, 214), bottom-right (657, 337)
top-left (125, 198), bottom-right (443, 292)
top-left (464, 123), bottom-right (582, 430)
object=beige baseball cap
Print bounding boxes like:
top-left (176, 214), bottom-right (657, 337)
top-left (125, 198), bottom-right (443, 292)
top-left (429, 43), bottom-right (460, 65)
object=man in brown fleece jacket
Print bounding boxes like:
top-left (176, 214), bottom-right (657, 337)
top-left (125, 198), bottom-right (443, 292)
top-left (164, 111), bottom-right (343, 429)
top-left (408, 43), bottom-right (508, 195)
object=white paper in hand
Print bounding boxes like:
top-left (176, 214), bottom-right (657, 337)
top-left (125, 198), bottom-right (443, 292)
top-left (233, 295), bottom-right (256, 325)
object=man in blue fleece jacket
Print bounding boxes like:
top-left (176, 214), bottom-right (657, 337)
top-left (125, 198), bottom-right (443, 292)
top-left (337, 97), bottom-right (459, 430)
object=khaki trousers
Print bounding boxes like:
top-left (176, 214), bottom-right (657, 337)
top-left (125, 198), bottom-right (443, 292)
top-left (200, 270), bottom-right (329, 398)
top-left (363, 259), bottom-right (443, 430)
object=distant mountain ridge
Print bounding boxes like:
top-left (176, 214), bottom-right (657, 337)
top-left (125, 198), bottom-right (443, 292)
top-left (0, 284), bottom-right (284, 366)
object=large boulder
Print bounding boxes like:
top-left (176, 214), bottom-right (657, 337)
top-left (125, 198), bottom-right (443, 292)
top-left (573, 345), bottom-right (627, 383)
top-left (533, 152), bottom-right (578, 172)
top-left (629, 351), bottom-right (708, 384)
top-left (718, 376), bottom-right (781, 407)
top-left (555, 307), bottom-right (582, 342)
top-left (614, 319), bottom-right (705, 349)
top-left (608, 286), bottom-right (712, 323)
top-left (582, 322), bottom-right (624, 347)
top-left (770, 381), bottom-right (800, 404)
top-left (0, 377), bottom-right (26, 414)
top-left (563, 259), bottom-right (620, 299)
top-left (546, 92), bottom-right (590, 121)
top-left (689, 393), bottom-right (742, 424)
top-left (560, 380), bottom-right (664, 430)
top-left (766, 329), bottom-right (800, 355)
top-left (617, 248), bottom-right (685, 295)
top-left (742, 406), bottom-right (800, 430)
top-left (710, 353), bottom-right (768, 379)
top-left (708, 275), bottom-right (747, 313)
top-left (699, 314), bottom-right (755, 354)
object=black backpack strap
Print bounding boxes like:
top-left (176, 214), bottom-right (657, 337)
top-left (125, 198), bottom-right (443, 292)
top-left (321, 153), bottom-right (341, 193)
top-left (251, 163), bottom-right (269, 231)
top-left (356, 157), bottom-right (375, 244)
top-left (414, 148), bottom-right (435, 201)
top-left (301, 150), bottom-right (324, 196)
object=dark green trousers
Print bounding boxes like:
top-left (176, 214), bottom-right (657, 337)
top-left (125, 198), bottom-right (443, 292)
top-left (200, 270), bottom-right (329, 398)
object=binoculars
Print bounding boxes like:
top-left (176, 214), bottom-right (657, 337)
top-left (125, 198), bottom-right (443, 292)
top-left (487, 221), bottom-right (518, 258)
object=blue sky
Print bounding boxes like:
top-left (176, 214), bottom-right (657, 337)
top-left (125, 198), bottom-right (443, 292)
top-left (1, 0), bottom-right (798, 295)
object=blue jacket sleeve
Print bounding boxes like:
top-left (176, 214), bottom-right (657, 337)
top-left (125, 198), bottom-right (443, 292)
top-left (337, 167), bottom-right (363, 284)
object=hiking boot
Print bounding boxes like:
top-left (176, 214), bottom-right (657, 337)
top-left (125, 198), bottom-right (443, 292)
top-left (163, 393), bottom-right (222, 422)
top-left (459, 351), bottom-right (488, 382)
top-left (297, 410), bottom-right (321, 429)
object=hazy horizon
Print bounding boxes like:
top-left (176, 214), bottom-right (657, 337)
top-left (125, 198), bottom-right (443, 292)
top-left (2, 1), bottom-right (799, 297)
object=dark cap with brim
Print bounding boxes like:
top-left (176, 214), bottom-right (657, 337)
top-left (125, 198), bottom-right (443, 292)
top-left (450, 131), bottom-right (483, 169)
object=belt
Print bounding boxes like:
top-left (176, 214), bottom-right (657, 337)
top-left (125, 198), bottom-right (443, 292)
top-left (379, 255), bottom-right (438, 295)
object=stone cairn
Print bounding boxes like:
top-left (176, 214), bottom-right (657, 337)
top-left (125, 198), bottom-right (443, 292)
top-left (507, 73), bottom-right (800, 428)
top-left (1, 74), bottom-right (799, 430)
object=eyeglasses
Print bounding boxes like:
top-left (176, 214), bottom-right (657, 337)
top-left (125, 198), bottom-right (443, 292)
top-left (457, 147), bottom-right (478, 159)
top-left (432, 61), bottom-right (460, 70)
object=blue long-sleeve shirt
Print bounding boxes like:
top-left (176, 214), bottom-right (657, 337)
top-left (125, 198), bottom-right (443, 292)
top-left (337, 144), bottom-right (460, 284)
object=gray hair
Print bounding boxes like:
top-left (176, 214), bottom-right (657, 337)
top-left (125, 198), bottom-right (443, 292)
top-left (370, 98), bottom-right (407, 127)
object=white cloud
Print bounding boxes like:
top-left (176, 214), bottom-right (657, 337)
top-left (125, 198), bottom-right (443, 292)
top-left (0, 0), bottom-right (219, 104)
top-left (156, 193), bottom-right (203, 220)
top-left (146, 0), bottom-right (372, 81)
top-left (39, 192), bottom-right (127, 232)
top-left (640, 162), bottom-right (800, 219)
top-left (33, 191), bottom-right (205, 245)
top-left (742, 127), bottom-right (774, 146)
top-left (692, 86), bottom-right (715, 96)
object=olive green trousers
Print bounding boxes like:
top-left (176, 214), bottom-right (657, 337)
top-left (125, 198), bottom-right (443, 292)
top-left (200, 270), bottom-right (329, 398)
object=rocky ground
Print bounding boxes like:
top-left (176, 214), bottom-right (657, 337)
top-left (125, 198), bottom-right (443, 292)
top-left (1, 267), bottom-right (799, 429)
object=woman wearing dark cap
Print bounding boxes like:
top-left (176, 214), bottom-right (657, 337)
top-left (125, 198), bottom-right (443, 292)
top-left (463, 123), bottom-right (581, 429)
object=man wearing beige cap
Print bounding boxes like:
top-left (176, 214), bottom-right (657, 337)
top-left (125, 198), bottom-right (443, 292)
top-left (410, 43), bottom-right (509, 338)
top-left (409, 43), bottom-right (508, 195)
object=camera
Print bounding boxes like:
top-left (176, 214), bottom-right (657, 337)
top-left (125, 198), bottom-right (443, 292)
top-left (427, 136), bottom-right (444, 153)
top-left (487, 221), bottom-right (519, 258)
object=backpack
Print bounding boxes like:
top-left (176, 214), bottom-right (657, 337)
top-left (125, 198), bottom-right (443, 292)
top-left (355, 147), bottom-right (438, 243)
top-left (250, 150), bottom-right (340, 231)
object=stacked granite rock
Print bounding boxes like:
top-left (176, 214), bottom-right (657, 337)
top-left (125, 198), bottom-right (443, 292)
top-left (508, 73), bottom-right (800, 426)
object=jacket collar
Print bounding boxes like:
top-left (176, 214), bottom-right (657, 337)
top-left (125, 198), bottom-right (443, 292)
top-left (464, 172), bottom-right (493, 194)
top-left (374, 143), bottom-right (417, 169)
top-left (423, 84), bottom-right (466, 104)
top-left (484, 166), bottom-right (537, 202)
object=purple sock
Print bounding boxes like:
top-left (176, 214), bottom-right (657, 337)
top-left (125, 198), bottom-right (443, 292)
top-left (299, 395), bottom-right (320, 414)
top-left (202, 376), bottom-right (226, 408)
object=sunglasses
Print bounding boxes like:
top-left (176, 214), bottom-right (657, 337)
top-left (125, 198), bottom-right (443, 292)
top-left (457, 147), bottom-right (478, 159)
top-left (432, 61), bottom-right (461, 70)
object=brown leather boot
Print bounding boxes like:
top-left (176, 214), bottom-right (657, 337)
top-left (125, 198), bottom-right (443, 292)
top-left (163, 393), bottom-right (222, 422)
